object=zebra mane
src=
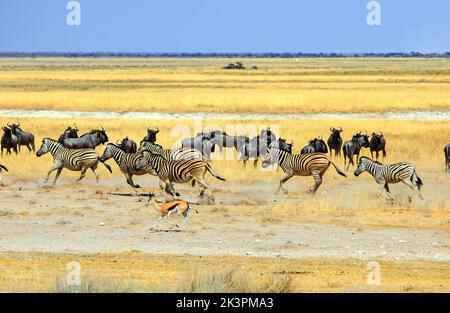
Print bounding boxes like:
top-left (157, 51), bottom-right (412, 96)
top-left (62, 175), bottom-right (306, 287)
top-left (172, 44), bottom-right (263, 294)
top-left (45, 138), bottom-right (60, 144)
top-left (140, 148), bottom-right (168, 160)
top-left (360, 156), bottom-right (383, 165)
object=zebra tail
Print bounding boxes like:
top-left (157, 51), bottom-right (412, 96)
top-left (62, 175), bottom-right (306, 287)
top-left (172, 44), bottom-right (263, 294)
top-left (415, 171), bottom-right (423, 190)
top-left (205, 163), bottom-right (226, 181)
top-left (101, 161), bottom-right (113, 173)
top-left (330, 161), bottom-right (347, 177)
top-left (0, 164), bottom-right (8, 171)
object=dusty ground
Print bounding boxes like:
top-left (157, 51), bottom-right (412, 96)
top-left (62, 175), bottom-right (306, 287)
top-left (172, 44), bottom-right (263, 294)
top-left (0, 171), bottom-right (448, 262)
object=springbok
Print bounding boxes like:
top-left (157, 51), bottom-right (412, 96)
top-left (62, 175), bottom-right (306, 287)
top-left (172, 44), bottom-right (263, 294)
top-left (146, 192), bottom-right (197, 229)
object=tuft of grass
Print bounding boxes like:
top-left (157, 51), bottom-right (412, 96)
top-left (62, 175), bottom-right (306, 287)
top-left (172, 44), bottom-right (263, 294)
top-left (54, 275), bottom-right (137, 293)
top-left (176, 268), bottom-right (292, 293)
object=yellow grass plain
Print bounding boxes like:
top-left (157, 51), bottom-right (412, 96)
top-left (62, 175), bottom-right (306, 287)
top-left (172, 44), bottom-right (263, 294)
top-left (1, 57), bottom-right (450, 113)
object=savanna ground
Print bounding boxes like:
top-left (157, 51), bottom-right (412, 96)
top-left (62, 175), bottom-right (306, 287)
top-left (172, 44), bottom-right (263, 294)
top-left (0, 58), bottom-right (449, 292)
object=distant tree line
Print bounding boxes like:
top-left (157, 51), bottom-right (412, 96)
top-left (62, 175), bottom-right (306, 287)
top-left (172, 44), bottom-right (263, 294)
top-left (0, 52), bottom-right (449, 58)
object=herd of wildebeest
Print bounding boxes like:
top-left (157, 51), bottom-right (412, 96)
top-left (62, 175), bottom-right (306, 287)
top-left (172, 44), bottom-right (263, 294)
top-left (0, 123), bottom-right (449, 205)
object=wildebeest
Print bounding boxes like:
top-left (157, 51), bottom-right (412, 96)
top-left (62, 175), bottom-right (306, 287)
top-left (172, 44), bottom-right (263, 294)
top-left (239, 127), bottom-right (277, 167)
top-left (58, 126), bottom-right (79, 144)
top-left (207, 130), bottom-right (236, 152)
top-left (118, 137), bottom-right (137, 153)
top-left (143, 127), bottom-right (159, 143)
top-left (342, 133), bottom-right (370, 170)
top-left (181, 131), bottom-right (216, 160)
top-left (63, 128), bottom-right (109, 149)
top-left (270, 138), bottom-right (293, 153)
top-left (369, 132), bottom-right (387, 160)
top-left (327, 127), bottom-right (343, 158)
top-left (445, 144), bottom-right (450, 171)
top-left (1, 126), bottom-right (19, 156)
top-left (300, 138), bottom-right (328, 154)
top-left (8, 123), bottom-right (35, 153)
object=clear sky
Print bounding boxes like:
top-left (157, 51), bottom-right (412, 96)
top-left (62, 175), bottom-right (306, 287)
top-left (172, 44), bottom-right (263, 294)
top-left (0, 0), bottom-right (449, 53)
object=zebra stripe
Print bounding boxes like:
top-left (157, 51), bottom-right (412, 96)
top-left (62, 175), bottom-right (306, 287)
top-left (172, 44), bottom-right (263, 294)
top-left (264, 147), bottom-right (346, 194)
top-left (136, 150), bottom-right (225, 198)
top-left (354, 156), bottom-right (423, 201)
top-left (100, 143), bottom-right (147, 188)
top-left (36, 138), bottom-right (111, 184)
top-left (139, 141), bottom-right (204, 161)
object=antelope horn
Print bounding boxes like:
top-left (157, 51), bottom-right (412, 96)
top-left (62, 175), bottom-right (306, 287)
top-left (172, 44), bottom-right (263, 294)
top-left (155, 127), bottom-right (159, 133)
top-left (339, 126), bottom-right (342, 131)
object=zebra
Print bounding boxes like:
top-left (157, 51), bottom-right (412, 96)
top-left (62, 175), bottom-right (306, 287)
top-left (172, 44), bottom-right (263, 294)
top-left (354, 156), bottom-right (423, 202)
top-left (262, 147), bottom-right (346, 194)
top-left (0, 164), bottom-right (8, 185)
top-left (36, 138), bottom-right (112, 185)
top-left (134, 149), bottom-right (225, 200)
top-left (139, 141), bottom-right (205, 161)
top-left (99, 143), bottom-right (148, 189)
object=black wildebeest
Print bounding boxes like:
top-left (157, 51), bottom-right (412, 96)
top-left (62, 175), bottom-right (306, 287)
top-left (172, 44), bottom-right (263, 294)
top-left (8, 123), bottom-right (35, 153)
top-left (270, 138), bottom-right (293, 153)
top-left (1, 126), bottom-right (19, 156)
top-left (369, 132), bottom-right (387, 160)
top-left (239, 127), bottom-right (277, 167)
top-left (58, 126), bottom-right (79, 144)
top-left (207, 130), bottom-right (236, 153)
top-left (62, 128), bottom-right (109, 149)
top-left (181, 131), bottom-right (216, 160)
top-left (300, 138), bottom-right (328, 154)
top-left (143, 127), bottom-right (159, 143)
top-left (327, 127), bottom-right (343, 158)
top-left (342, 133), bottom-right (370, 170)
top-left (445, 144), bottom-right (450, 172)
top-left (118, 137), bottom-right (137, 153)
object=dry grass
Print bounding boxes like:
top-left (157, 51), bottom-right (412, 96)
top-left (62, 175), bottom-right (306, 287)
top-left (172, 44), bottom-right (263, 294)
top-left (1, 57), bottom-right (450, 113)
top-left (0, 251), bottom-right (448, 293)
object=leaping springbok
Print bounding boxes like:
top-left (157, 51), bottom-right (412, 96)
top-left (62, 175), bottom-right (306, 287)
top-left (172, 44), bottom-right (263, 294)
top-left (146, 192), bottom-right (197, 230)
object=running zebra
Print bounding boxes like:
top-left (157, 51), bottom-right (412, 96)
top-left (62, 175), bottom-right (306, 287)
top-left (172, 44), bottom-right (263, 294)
top-left (139, 141), bottom-right (205, 161)
top-left (262, 147), bottom-right (347, 194)
top-left (0, 163), bottom-right (8, 185)
top-left (134, 150), bottom-right (225, 200)
top-left (99, 143), bottom-right (148, 189)
top-left (36, 138), bottom-right (112, 184)
top-left (354, 156), bottom-right (423, 202)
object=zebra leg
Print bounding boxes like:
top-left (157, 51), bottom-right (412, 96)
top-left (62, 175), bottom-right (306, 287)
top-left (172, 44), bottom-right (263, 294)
top-left (309, 172), bottom-right (323, 194)
top-left (384, 183), bottom-right (394, 202)
top-left (76, 166), bottom-right (89, 182)
top-left (196, 177), bottom-right (213, 200)
top-left (125, 173), bottom-right (140, 189)
top-left (277, 172), bottom-right (294, 194)
top-left (91, 163), bottom-right (100, 182)
top-left (53, 167), bottom-right (63, 185)
top-left (401, 178), bottom-right (421, 202)
top-left (45, 164), bottom-right (61, 183)
top-left (253, 158), bottom-right (258, 168)
top-left (169, 182), bottom-right (180, 197)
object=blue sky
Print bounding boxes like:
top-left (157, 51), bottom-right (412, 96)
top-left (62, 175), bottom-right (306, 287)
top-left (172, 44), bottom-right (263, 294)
top-left (0, 0), bottom-right (449, 53)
